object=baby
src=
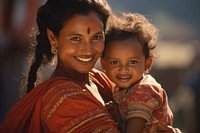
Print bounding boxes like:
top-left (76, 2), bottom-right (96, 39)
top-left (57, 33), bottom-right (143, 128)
top-left (101, 13), bottom-right (173, 133)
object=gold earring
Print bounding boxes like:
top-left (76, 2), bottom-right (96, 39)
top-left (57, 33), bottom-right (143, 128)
top-left (51, 47), bottom-right (57, 54)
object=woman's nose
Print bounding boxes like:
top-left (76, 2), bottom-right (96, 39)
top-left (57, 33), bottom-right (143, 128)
top-left (81, 41), bottom-right (93, 54)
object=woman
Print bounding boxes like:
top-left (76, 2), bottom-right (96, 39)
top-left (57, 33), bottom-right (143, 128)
top-left (0, 0), bottom-right (181, 132)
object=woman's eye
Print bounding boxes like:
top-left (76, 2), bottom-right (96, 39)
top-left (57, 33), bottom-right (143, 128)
top-left (130, 60), bottom-right (137, 64)
top-left (92, 35), bottom-right (102, 40)
top-left (110, 61), bottom-right (118, 65)
top-left (70, 37), bottom-right (81, 41)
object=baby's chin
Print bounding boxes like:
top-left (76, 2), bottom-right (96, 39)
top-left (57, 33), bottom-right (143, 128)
top-left (117, 85), bottom-right (130, 90)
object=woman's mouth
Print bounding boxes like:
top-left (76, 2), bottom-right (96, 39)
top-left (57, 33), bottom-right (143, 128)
top-left (75, 56), bottom-right (93, 62)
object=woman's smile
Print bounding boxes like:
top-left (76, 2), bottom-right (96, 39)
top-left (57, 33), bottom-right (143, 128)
top-left (75, 56), bottom-right (93, 62)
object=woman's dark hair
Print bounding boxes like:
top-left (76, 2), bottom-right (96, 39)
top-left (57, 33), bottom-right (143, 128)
top-left (26, 0), bottom-right (111, 93)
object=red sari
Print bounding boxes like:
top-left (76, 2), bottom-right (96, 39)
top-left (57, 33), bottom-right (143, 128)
top-left (0, 69), bottom-right (119, 133)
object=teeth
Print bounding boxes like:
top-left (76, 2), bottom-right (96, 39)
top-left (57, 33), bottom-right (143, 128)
top-left (119, 76), bottom-right (129, 79)
top-left (76, 57), bottom-right (92, 62)
top-left (117, 75), bottom-right (130, 79)
top-left (120, 76), bottom-right (128, 79)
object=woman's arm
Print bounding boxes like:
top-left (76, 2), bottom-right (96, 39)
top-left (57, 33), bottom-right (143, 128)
top-left (105, 101), bottom-right (124, 132)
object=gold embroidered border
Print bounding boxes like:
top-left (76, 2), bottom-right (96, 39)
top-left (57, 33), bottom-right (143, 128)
top-left (61, 108), bottom-right (112, 133)
top-left (67, 113), bottom-right (108, 133)
top-left (91, 120), bottom-right (118, 133)
top-left (45, 89), bottom-right (91, 122)
top-left (42, 81), bottom-right (81, 100)
top-left (43, 87), bottom-right (84, 112)
top-left (128, 106), bottom-right (152, 117)
top-left (127, 105), bottom-right (153, 122)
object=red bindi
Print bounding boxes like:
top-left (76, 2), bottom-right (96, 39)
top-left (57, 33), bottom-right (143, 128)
top-left (87, 27), bottom-right (91, 34)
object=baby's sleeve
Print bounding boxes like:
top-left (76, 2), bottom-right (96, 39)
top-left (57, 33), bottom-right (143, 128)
top-left (126, 84), bottom-right (164, 122)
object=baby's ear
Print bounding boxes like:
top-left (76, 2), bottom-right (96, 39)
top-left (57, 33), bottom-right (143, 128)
top-left (145, 55), bottom-right (153, 70)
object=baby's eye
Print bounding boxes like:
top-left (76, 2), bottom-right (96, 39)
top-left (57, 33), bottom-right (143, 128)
top-left (130, 60), bottom-right (137, 64)
top-left (110, 61), bottom-right (118, 65)
top-left (92, 35), bottom-right (102, 40)
top-left (70, 37), bottom-right (81, 41)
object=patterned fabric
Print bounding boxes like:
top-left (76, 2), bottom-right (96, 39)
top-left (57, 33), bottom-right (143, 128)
top-left (0, 69), bottom-right (119, 133)
top-left (113, 74), bottom-right (173, 133)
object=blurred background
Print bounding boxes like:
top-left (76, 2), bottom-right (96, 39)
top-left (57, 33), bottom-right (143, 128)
top-left (0, 0), bottom-right (199, 132)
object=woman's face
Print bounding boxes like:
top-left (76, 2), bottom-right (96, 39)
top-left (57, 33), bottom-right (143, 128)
top-left (50, 12), bottom-right (105, 74)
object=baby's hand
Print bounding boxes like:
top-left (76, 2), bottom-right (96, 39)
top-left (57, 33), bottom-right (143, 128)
top-left (157, 123), bottom-right (182, 133)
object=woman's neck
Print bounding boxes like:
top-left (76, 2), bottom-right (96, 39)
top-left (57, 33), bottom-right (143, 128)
top-left (51, 66), bottom-right (90, 85)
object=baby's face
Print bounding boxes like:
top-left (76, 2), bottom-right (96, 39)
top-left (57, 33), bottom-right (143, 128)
top-left (101, 37), bottom-right (148, 89)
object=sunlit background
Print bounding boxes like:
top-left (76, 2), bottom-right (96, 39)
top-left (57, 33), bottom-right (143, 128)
top-left (0, 0), bottom-right (199, 132)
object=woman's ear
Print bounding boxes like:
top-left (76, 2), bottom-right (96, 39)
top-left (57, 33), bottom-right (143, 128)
top-left (47, 28), bottom-right (57, 47)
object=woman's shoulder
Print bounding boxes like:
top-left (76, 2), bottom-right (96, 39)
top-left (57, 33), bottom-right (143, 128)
top-left (41, 77), bottom-right (93, 122)
top-left (41, 77), bottom-right (87, 100)
top-left (42, 77), bottom-right (82, 90)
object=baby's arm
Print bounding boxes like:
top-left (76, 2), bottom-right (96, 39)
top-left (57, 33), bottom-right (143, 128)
top-left (125, 84), bottom-right (163, 133)
top-left (125, 117), bottom-right (146, 133)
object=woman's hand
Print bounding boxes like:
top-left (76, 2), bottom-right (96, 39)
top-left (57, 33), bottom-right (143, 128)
top-left (105, 101), bottom-right (124, 132)
top-left (105, 101), bottom-right (118, 118)
top-left (157, 123), bottom-right (182, 133)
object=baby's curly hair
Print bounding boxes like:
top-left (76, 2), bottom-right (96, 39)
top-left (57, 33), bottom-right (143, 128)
top-left (102, 12), bottom-right (159, 59)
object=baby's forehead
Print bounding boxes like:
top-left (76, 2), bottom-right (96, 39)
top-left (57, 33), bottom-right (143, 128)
top-left (107, 37), bottom-right (142, 51)
top-left (108, 36), bottom-right (141, 46)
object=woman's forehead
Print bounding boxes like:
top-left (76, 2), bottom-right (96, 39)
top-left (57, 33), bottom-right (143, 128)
top-left (61, 13), bottom-right (104, 34)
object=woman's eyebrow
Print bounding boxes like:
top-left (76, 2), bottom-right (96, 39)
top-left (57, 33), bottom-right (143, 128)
top-left (68, 31), bottom-right (104, 36)
top-left (94, 31), bottom-right (104, 35)
top-left (68, 33), bottom-right (82, 36)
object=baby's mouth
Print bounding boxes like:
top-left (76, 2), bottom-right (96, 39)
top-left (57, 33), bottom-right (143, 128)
top-left (117, 75), bottom-right (131, 81)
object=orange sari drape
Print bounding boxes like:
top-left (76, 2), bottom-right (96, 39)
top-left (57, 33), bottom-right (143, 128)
top-left (0, 69), bottom-right (119, 133)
